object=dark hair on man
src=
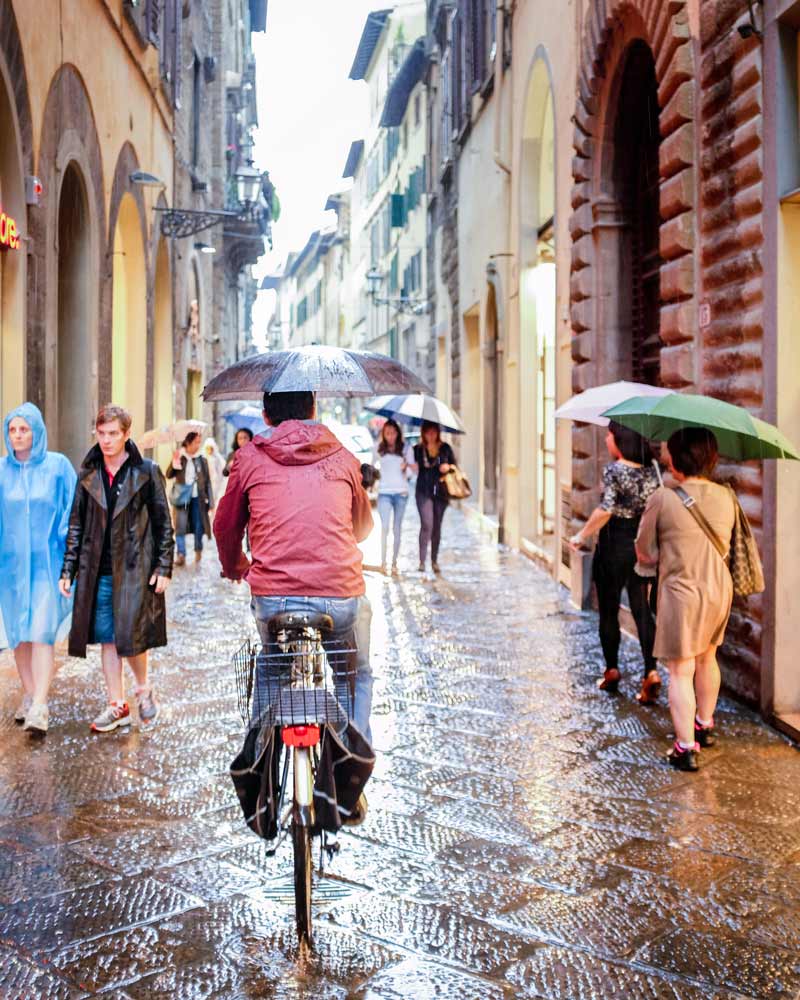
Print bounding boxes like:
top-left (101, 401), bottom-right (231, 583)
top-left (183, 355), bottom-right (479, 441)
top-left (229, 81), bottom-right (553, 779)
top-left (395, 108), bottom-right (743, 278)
top-left (182, 431), bottom-right (201, 447)
top-left (95, 404), bottom-right (132, 433)
top-left (419, 419), bottom-right (441, 442)
top-left (232, 427), bottom-right (254, 451)
top-left (667, 427), bottom-right (719, 478)
top-left (608, 419), bottom-right (651, 464)
top-left (262, 391), bottom-right (315, 426)
top-left (377, 418), bottom-right (405, 456)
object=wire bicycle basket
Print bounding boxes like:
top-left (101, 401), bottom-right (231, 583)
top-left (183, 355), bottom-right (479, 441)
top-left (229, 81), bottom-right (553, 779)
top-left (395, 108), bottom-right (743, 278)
top-left (233, 635), bottom-right (357, 729)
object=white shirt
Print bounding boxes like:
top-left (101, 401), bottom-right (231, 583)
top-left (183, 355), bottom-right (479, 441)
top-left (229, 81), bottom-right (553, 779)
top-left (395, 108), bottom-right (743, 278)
top-left (183, 453), bottom-right (199, 498)
top-left (374, 443), bottom-right (413, 495)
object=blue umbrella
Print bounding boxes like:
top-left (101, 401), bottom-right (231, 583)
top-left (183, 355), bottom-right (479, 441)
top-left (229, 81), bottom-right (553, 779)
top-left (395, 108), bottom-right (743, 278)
top-left (223, 405), bottom-right (267, 436)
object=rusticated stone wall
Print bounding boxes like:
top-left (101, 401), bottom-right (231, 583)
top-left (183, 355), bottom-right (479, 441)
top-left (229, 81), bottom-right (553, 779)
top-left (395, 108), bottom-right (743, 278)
top-left (699, 0), bottom-right (764, 703)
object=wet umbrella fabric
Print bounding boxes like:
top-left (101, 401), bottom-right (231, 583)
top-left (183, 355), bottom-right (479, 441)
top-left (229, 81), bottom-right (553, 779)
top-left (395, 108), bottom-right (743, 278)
top-left (138, 419), bottom-right (208, 450)
top-left (554, 381), bottom-right (674, 427)
top-left (364, 394), bottom-right (465, 434)
top-left (223, 405), bottom-right (267, 436)
top-left (602, 394), bottom-right (800, 461)
top-left (202, 345), bottom-right (430, 401)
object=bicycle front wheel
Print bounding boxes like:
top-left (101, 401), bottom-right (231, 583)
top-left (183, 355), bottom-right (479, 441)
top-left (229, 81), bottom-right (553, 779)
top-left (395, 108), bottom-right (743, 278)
top-left (292, 820), bottom-right (312, 944)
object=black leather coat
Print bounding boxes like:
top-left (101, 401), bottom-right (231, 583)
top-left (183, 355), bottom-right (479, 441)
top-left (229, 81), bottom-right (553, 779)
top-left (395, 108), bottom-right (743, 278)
top-left (61, 441), bottom-right (174, 658)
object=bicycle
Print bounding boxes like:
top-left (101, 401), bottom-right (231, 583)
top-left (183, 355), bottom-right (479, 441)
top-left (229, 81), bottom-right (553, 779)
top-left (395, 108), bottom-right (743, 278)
top-left (233, 610), bottom-right (360, 945)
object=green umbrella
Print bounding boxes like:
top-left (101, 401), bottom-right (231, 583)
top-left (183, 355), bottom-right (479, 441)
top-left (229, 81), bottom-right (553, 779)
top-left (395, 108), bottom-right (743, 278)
top-left (601, 393), bottom-right (800, 461)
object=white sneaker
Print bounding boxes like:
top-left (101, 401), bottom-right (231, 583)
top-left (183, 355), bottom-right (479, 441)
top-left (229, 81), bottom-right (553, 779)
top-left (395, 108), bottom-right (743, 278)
top-left (23, 702), bottom-right (48, 736)
top-left (14, 694), bottom-right (32, 724)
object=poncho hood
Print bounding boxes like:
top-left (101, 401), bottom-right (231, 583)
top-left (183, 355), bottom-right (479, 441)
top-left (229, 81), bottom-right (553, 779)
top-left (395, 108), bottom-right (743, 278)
top-left (4, 402), bottom-right (47, 465)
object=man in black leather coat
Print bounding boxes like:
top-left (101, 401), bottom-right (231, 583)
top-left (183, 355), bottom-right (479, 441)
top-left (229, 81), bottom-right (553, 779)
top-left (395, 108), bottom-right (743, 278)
top-left (60, 405), bottom-right (173, 732)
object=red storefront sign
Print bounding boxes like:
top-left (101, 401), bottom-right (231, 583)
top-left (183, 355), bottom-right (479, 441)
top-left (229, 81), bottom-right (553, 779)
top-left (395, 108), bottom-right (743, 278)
top-left (0, 208), bottom-right (20, 250)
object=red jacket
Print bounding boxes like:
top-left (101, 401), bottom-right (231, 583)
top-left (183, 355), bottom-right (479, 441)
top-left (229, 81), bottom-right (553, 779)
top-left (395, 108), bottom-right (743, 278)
top-left (214, 421), bottom-right (373, 597)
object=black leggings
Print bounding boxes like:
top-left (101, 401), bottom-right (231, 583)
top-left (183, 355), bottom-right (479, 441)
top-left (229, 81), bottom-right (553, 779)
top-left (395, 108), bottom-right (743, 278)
top-left (593, 516), bottom-right (656, 676)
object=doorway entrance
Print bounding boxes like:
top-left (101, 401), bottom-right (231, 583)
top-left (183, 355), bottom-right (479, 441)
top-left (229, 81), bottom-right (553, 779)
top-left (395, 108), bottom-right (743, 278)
top-left (607, 40), bottom-right (662, 386)
top-left (57, 164), bottom-right (92, 466)
top-left (112, 193), bottom-right (147, 436)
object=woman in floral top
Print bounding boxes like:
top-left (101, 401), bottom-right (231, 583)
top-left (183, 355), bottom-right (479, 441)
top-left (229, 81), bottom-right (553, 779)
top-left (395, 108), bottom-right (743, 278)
top-left (569, 421), bottom-right (660, 702)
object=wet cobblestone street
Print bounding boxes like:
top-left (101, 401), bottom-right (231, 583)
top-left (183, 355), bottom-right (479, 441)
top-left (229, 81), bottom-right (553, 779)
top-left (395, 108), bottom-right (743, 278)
top-left (2, 508), bottom-right (800, 999)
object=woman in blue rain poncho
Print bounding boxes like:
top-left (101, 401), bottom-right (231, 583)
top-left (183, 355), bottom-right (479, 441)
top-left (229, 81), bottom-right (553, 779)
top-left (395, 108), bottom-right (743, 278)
top-left (0, 402), bottom-right (77, 736)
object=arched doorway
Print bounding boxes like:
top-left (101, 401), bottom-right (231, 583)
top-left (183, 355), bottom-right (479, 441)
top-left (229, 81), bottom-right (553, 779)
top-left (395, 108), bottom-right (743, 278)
top-left (0, 53), bottom-right (26, 428)
top-left (603, 40), bottom-right (661, 386)
top-left (483, 283), bottom-right (499, 516)
top-left (57, 164), bottom-right (92, 466)
top-left (519, 56), bottom-right (557, 550)
top-left (152, 236), bottom-right (173, 464)
top-left (112, 192), bottom-right (147, 437)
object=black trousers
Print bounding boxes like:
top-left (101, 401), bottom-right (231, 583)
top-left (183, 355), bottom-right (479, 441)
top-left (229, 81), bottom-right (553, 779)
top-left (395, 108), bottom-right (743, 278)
top-left (593, 516), bottom-right (657, 676)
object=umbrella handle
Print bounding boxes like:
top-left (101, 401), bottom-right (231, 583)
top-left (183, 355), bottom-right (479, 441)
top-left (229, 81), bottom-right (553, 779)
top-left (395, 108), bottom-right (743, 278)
top-left (652, 458), bottom-right (663, 487)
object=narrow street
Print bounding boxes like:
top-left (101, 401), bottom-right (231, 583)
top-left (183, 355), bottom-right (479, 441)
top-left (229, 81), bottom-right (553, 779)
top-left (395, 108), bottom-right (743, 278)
top-left (1, 510), bottom-right (799, 1000)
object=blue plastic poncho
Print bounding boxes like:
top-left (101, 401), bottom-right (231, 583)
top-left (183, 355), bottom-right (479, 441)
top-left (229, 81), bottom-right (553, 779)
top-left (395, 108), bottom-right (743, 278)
top-left (0, 403), bottom-right (77, 650)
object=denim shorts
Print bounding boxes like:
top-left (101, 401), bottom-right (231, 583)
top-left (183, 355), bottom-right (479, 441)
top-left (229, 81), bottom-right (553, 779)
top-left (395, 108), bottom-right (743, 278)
top-left (90, 575), bottom-right (115, 644)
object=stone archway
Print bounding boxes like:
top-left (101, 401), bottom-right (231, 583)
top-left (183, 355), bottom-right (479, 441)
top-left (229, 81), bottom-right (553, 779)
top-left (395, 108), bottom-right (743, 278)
top-left (569, 0), bottom-right (698, 521)
top-left (31, 65), bottom-right (105, 434)
top-left (107, 142), bottom-right (150, 436)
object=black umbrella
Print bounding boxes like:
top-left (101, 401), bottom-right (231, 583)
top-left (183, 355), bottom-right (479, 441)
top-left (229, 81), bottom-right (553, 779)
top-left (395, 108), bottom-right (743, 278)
top-left (202, 345), bottom-right (430, 401)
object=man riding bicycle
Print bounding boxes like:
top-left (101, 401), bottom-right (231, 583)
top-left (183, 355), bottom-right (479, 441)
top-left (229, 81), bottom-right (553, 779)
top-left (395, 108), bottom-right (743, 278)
top-left (214, 390), bottom-right (374, 748)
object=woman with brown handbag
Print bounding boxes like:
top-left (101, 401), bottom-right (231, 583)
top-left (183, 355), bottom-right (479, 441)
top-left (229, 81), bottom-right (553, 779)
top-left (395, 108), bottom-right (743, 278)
top-left (636, 428), bottom-right (737, 772)
top-left (410, 421), bottom-right (456, 575)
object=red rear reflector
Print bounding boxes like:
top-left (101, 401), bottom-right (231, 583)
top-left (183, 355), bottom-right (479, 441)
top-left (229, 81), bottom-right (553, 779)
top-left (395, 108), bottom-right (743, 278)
top-left (281, 724), bottom-right (320, 748)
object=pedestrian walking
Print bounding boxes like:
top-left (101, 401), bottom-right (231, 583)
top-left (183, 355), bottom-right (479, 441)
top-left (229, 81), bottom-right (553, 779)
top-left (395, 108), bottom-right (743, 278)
top-left (569, 420), bottom-right (660, 701)
top-left (223, 427), bottom-right (254, 477)
top-left (204, 437), bottom-right (226, 503)
top-left (0, 403), bottom-right (77, 736)
top-left (214, 390), bottom-right (375, 756)
top-left (59, 405), bottom-right (173, 732)
top-left (411, 420), bottom-right (456, 575)
top-left (166, 431), bottom-right (214, 565)
top-left (373, 418), bottom-right (413, 575)
top-left (635, 428), bottom-right (736, 771)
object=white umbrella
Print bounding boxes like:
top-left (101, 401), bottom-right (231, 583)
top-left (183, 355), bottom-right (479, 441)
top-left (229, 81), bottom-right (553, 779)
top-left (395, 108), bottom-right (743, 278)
top-left (138, 419), bottom-right (208, 450)
top-left (554, 381), bottom-right (674, 427)
top-left (364, 394), bottom-right (465, 434)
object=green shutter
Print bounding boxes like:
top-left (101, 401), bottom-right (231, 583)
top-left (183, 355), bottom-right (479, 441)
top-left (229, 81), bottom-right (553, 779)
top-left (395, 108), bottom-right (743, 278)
top-left (391, 192), bottom-right (406, 228)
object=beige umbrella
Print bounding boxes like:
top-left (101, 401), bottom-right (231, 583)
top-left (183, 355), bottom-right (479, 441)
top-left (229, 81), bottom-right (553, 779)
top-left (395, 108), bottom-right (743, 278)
top-left (138, 419), bottom-right (208, 450)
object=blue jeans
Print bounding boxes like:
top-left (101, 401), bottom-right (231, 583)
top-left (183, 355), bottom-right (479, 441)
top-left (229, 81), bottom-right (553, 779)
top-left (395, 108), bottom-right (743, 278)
top-left (90, 575), bottom-right (115, 644)
top-left (377, 493), bottom-right (408, 566)
top-left (176, 497), bottom-right (203, 556)
top-left (251, 594), bottom-right (373, 745)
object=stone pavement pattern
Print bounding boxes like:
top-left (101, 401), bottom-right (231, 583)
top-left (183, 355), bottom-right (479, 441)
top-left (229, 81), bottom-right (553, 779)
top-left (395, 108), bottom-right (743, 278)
top-left (1, 509), bottom-right (800, 999)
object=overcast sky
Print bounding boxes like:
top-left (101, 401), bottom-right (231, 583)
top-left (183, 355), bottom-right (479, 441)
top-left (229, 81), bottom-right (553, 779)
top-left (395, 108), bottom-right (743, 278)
top-left (249, 0), bottom-right (380, 338)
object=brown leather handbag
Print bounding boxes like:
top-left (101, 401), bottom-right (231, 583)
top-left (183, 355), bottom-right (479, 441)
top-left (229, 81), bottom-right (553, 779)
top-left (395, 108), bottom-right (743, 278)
top-left (440, 465), bottom-right (472, 500)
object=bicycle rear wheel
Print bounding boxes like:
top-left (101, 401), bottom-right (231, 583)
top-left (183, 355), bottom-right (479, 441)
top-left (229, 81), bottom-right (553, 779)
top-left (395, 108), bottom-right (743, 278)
top-left (292, 820), bottom-right (312, 943)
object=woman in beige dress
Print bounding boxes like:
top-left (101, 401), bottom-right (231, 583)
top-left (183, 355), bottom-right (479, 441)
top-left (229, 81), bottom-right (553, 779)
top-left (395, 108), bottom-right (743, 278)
top-left (636, 427), bottom-right (736, 772)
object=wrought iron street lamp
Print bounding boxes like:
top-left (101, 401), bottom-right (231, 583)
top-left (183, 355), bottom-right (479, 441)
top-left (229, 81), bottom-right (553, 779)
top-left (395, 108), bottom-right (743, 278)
top-left (153, 134), bottom-right (266, 239)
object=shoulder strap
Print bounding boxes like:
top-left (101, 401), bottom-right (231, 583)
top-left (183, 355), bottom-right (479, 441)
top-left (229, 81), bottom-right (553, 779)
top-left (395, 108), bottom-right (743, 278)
top-left (672, 486), bottom-right (727, 559)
